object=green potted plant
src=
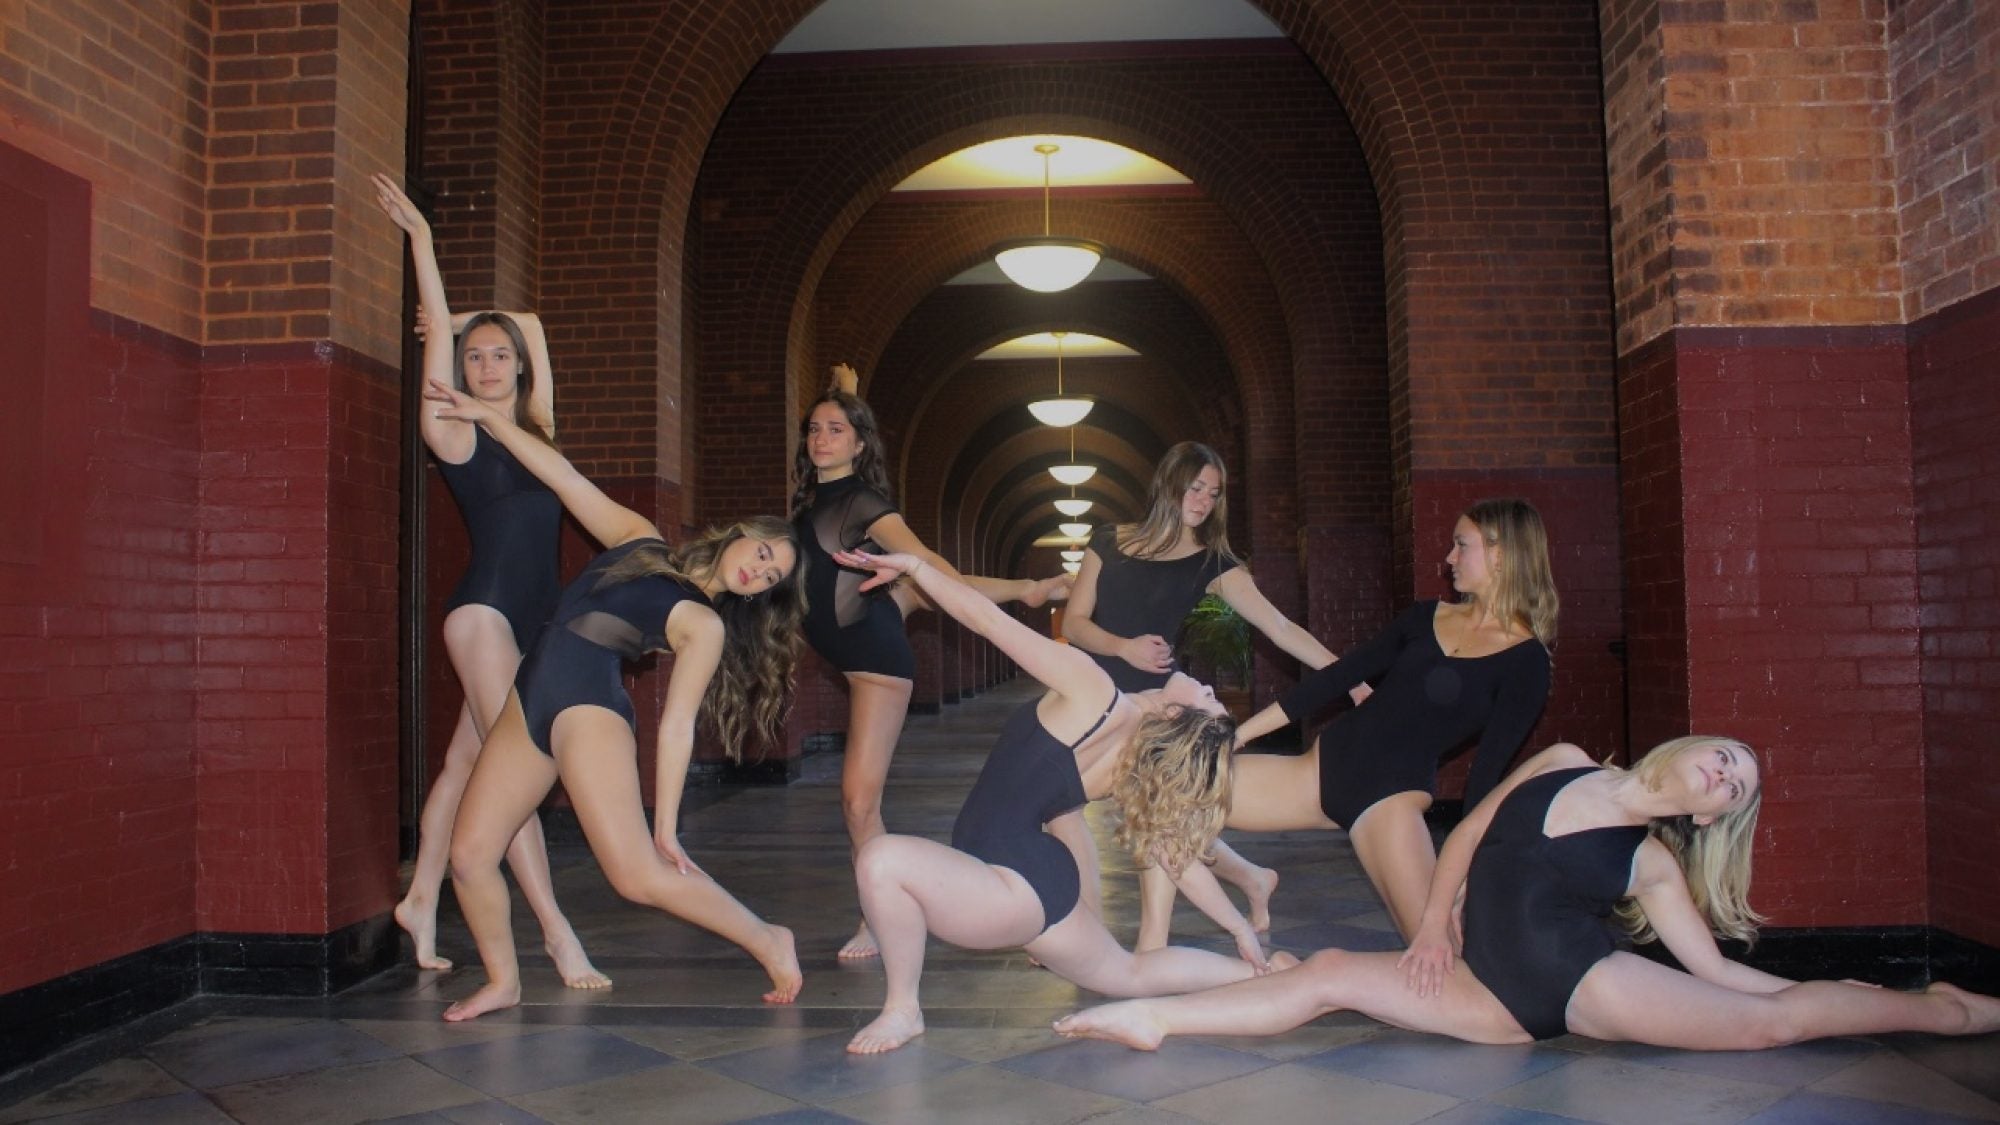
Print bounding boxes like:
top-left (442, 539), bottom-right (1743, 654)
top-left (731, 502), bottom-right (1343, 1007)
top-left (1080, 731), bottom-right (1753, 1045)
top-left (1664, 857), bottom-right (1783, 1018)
top-left (1178, 594), bottom-right (1254, 718)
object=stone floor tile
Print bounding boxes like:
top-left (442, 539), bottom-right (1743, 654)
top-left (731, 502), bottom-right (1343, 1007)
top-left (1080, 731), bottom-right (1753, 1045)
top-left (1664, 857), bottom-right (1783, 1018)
top-left (698, 1031), bottom-right (973, 1105)
top-left (598, 1025), bottom-right (841, 1061)
top-left (0, 1057), bottom-right (189, 1124)
top-left (412, 1027), bottom-right (672, 1098)
top-left (19, 1091), bottom-right (237, 1125)
top-left (144, 1019), bottom-right (405, 1090)
top-left (1301, 1030), bottom-right (1580, 1097)
top-left (505, 1062), bottom-right (799, 1125)
top-left (1808, 1052), bottom-right (2000, 1121)
top-left (1487, 1055), bottom-right (1788, 1125)
top-left (204, 1057), bottom-right (485, 1125)
top-left (823, 1063), bottom-right (1130, 1124)
top-left (1150, 1061), bottom-right (1461, 1124)
top-left (996, 1038), bottom-right (1272, 1103)
top-left (1596, 1037), bottom-right (1876, 1089)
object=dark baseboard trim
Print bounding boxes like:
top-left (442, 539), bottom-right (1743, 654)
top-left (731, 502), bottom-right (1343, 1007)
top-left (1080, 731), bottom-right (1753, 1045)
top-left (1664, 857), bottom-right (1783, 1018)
top-left (908, 701), bottom-right (941, 715)
top-left (691, 755), bottom-right (800, 786)
top-left (0, 914), bottom-right (397, 1075)
top-left (1634, 925), bottom-right (2000, 994)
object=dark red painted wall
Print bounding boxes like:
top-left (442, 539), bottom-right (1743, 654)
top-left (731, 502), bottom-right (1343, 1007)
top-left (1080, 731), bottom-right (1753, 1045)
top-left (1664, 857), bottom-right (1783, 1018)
top-left (1911, 287), bottom-right (2000, 948)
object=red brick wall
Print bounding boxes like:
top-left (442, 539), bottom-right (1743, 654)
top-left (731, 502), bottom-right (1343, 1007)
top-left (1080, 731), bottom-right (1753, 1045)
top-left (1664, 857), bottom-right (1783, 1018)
top-left (1890, 0), bottom-right (1999, 318)
top-left (1910, 288), bottom-right (2000, 948)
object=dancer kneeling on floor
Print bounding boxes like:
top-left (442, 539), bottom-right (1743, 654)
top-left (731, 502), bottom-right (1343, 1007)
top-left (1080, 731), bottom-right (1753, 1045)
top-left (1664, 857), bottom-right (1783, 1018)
top-left (833, 547), bottom-right (1297, 1055)
top-left (425, 376), bottom-right (808, 1022)
top-left (1056, 736), bottom-right (2000, 1050)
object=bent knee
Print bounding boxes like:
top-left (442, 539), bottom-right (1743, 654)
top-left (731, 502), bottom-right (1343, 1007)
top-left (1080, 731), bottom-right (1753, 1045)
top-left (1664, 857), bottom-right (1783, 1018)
top-left (853, 835), bottom-right (911, 888)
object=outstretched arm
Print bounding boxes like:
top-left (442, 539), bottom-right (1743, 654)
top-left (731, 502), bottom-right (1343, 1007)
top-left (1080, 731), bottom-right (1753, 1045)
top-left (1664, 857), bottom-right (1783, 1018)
top-left (866, 513), bottom-right (1060, 606)
top-left (426, 379), bottom-right (657, 549)
top-left (1635, 844), bottom-right (1792, 994)
top-left (1166, 859), bottom-right (1267, 972)
top-left (1399, 742), bottom-right (1596, 997)
top-left (1211, 567), bottom-right (1369, 706)
top-left (836, 549), bottom-right (1106, 710)
top-left (373, 173), bottom-right (471, 463)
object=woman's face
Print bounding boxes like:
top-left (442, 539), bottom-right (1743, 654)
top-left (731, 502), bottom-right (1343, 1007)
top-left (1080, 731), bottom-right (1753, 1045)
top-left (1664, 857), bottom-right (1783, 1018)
top-left (1180, 465), bottom-right (1223, 529)
top-left (805, 402), bottom-right (862, 474)
top-left (1445, 516), bottom-right (1499, 597)
top-left (1665, 740), bottom-right (1760, 823)
top-left (460, 323), bottom-right (521, 403)
top-left (717, 534), bottom-right (796, 597)
top-left (1162, 671), bottom-right (1228, 717)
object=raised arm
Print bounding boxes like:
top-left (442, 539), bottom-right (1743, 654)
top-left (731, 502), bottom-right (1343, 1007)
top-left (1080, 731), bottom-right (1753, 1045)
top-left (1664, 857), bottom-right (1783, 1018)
top-left (1398, 742), bottom-right (1595, 997)
top-left (649, 602), bottom-right (725, 875)
top-left (836, 549), bottom-right (1106, 709)
top-left (441, 308), bottom-right (555, 436)
top-left (373, 173), bottom-right (471, 463)
top-left (426, 379), bottom-right (657, 549)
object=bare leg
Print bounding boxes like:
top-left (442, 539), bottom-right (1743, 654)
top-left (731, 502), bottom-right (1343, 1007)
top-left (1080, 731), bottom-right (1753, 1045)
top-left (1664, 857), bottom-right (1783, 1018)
top-left (1344, 792), bottom-right (1436, 940)
top-left (443, 696), bottom-right (560, 1022)
top-left (1130, 846), bottom-right (1278, 953)
top-left (1056, 946), bottom-right (1528, 1049)
top-left (397, 699), bottom-right (483, 970)
top-left (1032, 905), bottom-right (1274, 1001)
top-left (838, 671), bottom-right (913, 960)
top-left (848, 834), bottom-right (1047, 1053)
top-left (554, 707), bottom-right (800, 1004)
top-left (404, 607), bottom-right (604, 987)
top-left (1569, 953), bottom-right (2000, 1048)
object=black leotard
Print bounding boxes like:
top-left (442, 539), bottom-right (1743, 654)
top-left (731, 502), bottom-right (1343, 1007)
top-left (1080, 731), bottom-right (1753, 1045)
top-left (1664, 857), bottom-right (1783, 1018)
top-left (794, 474), bottom-right (914, 679)
top-left (436, 425), bottom-right (562, 651)
top-left (514, 537), bottom-right (713, 755)
top-left (1278, 600), bottom-right (1550, 826)
top-left (950, 693), bottom-right (1116, 933)
top-left (1081, 526), bottom-right (1238, 692)
top-left (1461, 767), bottom-right (1646, 1040)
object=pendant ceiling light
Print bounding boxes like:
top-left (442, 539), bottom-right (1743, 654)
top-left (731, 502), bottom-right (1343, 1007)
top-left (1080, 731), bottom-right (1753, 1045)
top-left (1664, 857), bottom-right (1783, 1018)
top-left (1060, 549), bottom-right (1085, 563)
top-left (1047, 423), bottom-right (1096, 486)
top-left (1061, 560), bottom-right (1082, 575)
top-left (1027, 331), bottom-right (1093, 428)
top-left (1053, 497), bottom-right (1092, 517)
top-left (1058, 522), bottom-right (1093, 539)
top-left (994, 144), bottom-right (1103, 293)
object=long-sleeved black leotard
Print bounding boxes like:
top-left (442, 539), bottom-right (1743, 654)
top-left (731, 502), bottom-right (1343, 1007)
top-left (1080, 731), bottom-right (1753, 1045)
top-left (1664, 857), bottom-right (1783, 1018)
top-left (794, 474), bottom-right (914, 679)
top-left (1081, 525), bottom-right (1238, 693)
top-left (1278, 600), bottom-right (1550, 826)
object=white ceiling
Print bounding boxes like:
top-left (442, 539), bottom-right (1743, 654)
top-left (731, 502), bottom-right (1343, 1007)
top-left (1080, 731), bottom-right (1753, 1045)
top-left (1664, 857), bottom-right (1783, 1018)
top-left (773, 0), bottom-right (1282, 54)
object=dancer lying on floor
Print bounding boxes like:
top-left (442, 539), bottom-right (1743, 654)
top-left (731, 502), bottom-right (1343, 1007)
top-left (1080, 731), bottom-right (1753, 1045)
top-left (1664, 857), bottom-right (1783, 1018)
top-left (425, 378), bottom-right (808, 1021)
top-left (832, 547), bottom-right (1297, 1054)
top-left (1056, 736), bottom-right (2000, 1050)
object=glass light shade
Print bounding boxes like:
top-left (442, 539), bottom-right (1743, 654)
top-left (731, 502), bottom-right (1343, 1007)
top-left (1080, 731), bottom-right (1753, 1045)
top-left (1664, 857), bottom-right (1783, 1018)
top-left (1058, 522), bottom-right (1093, 539)
top-left (994, 240), bottom-right (1103, 293)
top-left (1048, 463), bottom-right (1096, 486)
top-left (1061, 550), bottom-right (1085, 563)
top-left (1027, 396), bottom-right (1094, 427)
top-left (1053, 498), bottom-right (1093, 517)
top-left (1062, 560), bottom-right (1082, 575)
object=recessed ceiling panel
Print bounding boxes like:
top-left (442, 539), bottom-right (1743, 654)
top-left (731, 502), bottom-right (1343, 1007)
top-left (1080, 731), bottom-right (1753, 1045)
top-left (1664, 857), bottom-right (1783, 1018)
top-left (896, 136), bottom-right (1189, 192)
top-left (975, 333), bottom-right (1139, 360)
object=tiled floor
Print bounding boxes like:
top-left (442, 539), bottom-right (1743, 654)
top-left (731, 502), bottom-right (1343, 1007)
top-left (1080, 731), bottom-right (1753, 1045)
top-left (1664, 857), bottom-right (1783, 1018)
top-left (5, 679), bottom-right (1999, 1124)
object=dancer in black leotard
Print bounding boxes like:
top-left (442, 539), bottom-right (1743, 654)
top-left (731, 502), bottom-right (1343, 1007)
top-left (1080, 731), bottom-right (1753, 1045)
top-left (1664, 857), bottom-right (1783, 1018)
top-left (1065, 441), bottom-right (1366, 951)
top-left (419, 365), bottom-right (808, 1026)
top-left (374, 174), bottom-right (604, 988)
top-left (792, 368), bottom-right (1069, 960)
top-left (833, 545), bottom-right (1301, 1055)
top-left (1058, 736), bottom-right (2000, 1051)
top-left (1185, 498), bottom-right (1555, 944)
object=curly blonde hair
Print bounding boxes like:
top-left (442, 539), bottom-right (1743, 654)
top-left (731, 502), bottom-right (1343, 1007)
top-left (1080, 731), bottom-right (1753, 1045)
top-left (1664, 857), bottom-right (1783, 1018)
top-left (596, 516), bottom-right (807, 759)
top-left (1610, 735), bottom-right (1766, 947)
top-left (1111, 705), bottom-right (1237, 876)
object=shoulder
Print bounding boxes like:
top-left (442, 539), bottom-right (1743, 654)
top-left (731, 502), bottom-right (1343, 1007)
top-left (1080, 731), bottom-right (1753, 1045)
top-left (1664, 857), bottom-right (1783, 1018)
top-left (1630, 835), bottom-right (1683, 891)
top-left (667, 595), bottom-right (723, 647)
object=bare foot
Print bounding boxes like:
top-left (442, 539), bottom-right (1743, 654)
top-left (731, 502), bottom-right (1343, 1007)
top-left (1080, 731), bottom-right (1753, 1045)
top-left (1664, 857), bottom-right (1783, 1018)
top-left (394, 897), bottom-right (452, 971)
top-left (1929, 982), bottom-right (2000, 1035)
top-left (546, 931), bottom-right (610, 990)
top-left (1244, 866), bottom-right (1278, 933)
top-left (838, 921), bottom-right (881, 961)
top-left (1053, 1000), bottom-right (1167, 1051)
top-left (848, 1006), bottom-right (925, 1053)
top-left (759, 925), bottom-right (802, 1004)
top-left (442, 980), bottom-right (520, 1022)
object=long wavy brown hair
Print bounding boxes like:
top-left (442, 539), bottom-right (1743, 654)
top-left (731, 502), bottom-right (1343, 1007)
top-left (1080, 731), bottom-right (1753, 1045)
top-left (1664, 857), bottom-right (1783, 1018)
top-left (1118, 441), bottom-right (1237, 564)
top-left (1610, 735), bottom-right (1766, 947)
top-left (456, 311), bottom-right (554, 446)
top-left (596, 516), bottom-right (807, 758)
top-left (789, 390), bottom-right (893, 519)
top-left (1460, 497), bottom-right (1558, 646)
top-left (1111, 705), bottom-right (1238, 875)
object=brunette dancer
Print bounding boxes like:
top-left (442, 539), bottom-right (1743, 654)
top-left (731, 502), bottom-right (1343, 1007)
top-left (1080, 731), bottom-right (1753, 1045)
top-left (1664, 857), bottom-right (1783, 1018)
top-left (834, 547), bottom-right (1295, 1054)
top-left (1148, 499), bottom-right (1554, 944)
top-left (374, 173), bottom-right (604, 988)
top-left (794, 366), bottom-right (1068, 960)
top-left (1059, 737), bottom-right (2000, 1051)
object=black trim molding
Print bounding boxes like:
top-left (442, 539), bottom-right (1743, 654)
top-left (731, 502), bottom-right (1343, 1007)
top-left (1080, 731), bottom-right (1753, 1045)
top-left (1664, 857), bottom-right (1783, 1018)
top-left (0, 913), bottom-right (397, 1075)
